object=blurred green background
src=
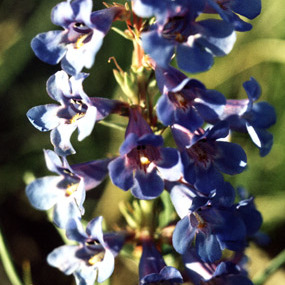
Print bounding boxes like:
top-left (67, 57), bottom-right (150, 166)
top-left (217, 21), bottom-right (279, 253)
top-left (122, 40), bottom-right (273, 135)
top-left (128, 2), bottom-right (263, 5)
top-left (0, 0), bottom-right (284, 284)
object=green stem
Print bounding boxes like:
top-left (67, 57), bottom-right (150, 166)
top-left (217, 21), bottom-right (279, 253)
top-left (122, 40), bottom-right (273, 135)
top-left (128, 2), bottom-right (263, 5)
top-left (111, 27), bottom-right (132, 40)
top-left (98, 120), bottom-right (126, 132)
top-left (253, 249), bottom-right (285, 285)
top-left (0, 228), bottom-right (23, 285)
top-left (140, 200), bottom-right (155, 234)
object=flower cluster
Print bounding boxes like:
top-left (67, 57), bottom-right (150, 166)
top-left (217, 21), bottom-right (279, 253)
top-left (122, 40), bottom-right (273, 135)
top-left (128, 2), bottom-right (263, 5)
top-left (26, 0), bottom-right (276, 284)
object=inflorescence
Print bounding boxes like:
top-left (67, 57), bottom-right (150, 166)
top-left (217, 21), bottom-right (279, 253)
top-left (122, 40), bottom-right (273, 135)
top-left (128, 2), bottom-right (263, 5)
top-left (26, 1), bottom-right (276, 284)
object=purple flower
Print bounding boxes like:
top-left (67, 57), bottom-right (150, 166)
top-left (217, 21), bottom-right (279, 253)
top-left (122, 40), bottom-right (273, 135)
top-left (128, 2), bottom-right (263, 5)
top-left (108, 108), bottom-right (181, 200)
top-left (47, 217), bottom-right (125, 285)
top-left (25, 150), bottom-right (110, 228)
top-left (139, 239), bottom-right (183, 285)
top-left (219, 78), bottom-right (276, 156)
top-left (171, 121), bottom-right (247, 194)
top-left (27, 70), bottom-right (97, 156)
top-left (205, 0), bottom-right (261, 31)
top-left (31, 0), bottom-right (125, 75)
top-left (155, 65), bottom-right (226, 131)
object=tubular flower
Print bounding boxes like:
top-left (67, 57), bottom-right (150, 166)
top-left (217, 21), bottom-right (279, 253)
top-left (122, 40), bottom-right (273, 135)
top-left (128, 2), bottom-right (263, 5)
top-left (204, 0), bottom-right (261, 31)
top-left (31, 0), bottom-right (126, 75)
top-left (139, 239), bottom-right (183, 285)
top-left (184, 250), bottom-right (254, 285)
top-left (25, 149), bottom-right (110, 228)
top-left (27, 70), bottom-right (97, 156)
top-left (155, 65), bottom-right (226, 131)
top-left (108, 108), bottom-right (181, 200)
top-left (134, 0), bottom-right (236, 73)
top-left (47, 217), bottom-right (125, 285)
top-left (172, 181), bottom-right (262, 263)
top-left (218, 78), bottom-right (276, 156)
top-left (172, 121), bottom-right (247, 194)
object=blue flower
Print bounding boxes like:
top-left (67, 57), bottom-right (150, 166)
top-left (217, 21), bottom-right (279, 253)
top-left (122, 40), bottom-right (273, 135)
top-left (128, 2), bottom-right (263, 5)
top-left (155, 65), bottom-right (226, 131)
top-left (167, 181), bottom-right (197, 219)
top-left (133, 0), bottom-right (205, 22)
top-left (172, 191), bottom-right (247, 263)
top-left (27, 69), bottom-right (127, 156)
top-left (168, 180), bottom-right (235, 218)
top-left (137, 0), bottom-right (236, 73)
top-left (235, 197), bottom-right (262, 238)
top-left (171, 181), bottom-right (262, 263)
top-left (27, 70), bottom-right (97, 156)
top-left (184, 250), bottom-right (254, 285)
top-left (31, 0), bottom-right (125, 75)
top-left (108, 108), bottom-right (181, 200)
top-left (219, 77), bottom-right (276, 156)
top-left (139, 239), bottom-right (183, 285)
top-left (25, 150), bottom-right (110, 228)
top-left (171, 121), bottom-right (247, 194)
top-left (205, 0), bottom-right (261, 31)
top-left (47, 217), bottom-right (125, 285)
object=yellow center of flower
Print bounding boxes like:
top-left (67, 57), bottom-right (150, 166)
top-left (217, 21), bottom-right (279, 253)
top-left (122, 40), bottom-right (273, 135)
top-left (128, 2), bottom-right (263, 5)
top-left (65, 183), bottom-right (78, 196)
top-left (140, 156), bottom-right (150, 165)
top-left (69, 112), bottom-right (85, 124)
top-left (88, 251), bottom-right (105, 265)
top-left (75, 34), bottom-right (89, 49)
top-left (194, 212), bottom-right (206, 229)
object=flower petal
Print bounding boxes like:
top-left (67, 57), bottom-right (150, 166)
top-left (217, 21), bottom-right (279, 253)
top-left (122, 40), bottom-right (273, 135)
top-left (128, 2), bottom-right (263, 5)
top-left (47, 245), bottom-right (80, 275)
top-left (131, 169), bottom-right (164, 200)
top-left (177, 43), bottom-right (214, 73)
top-left (71, 158), bottom-right (111, 190)
top-left (51, 124), bottom-right (77, 156)
top-left (26, 104), bottom-right (60, 132)
top-left (215, 141), bottom-right (247, 175)
top-left (31, 31), bottom-right (66, 65)
top-left (142, 30), bottom-right (175, 67)
top-left (173, 215), bottom-right (195, 254)
top-left (156, 148), bottom-right (182, 181)
top-left (53, 199), bottom-right (84, 229)
top-left (25, 176), bottom-right (63, 210)
top-left (196, 233), bottom-right (221, 263)
top-left (71, 0), bottom-right (93, 23)
top-left (47, 70), bottom-right (71, 102)
top-left (108, 156), bottom-right (134, 190)
top-left (51, 1), bottom-right (74, 27)
top-left (77, 105), bottom-right (97, 141)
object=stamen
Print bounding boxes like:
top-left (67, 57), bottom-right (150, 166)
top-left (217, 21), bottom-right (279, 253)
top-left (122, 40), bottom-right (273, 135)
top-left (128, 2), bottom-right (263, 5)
top-left (75, 34), bottom-right (89, 49)
top-left (88, 252), bottom-right (105, 265)
top-left (69, 112), bottom-right (85, 124)
top-left (140, 156), bottom-right (150, 165)
top-left (65, 183), bottom-right (78, 196)
top-left (194, 212), bottom-right (206, 229)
